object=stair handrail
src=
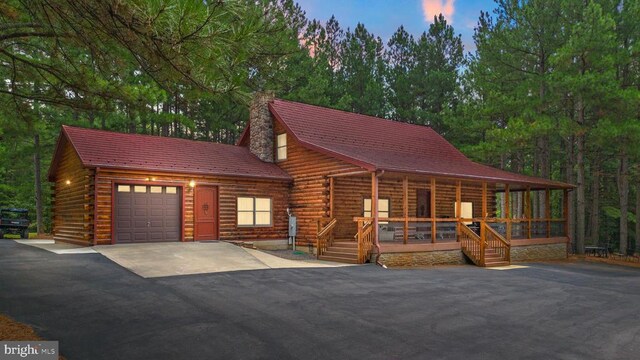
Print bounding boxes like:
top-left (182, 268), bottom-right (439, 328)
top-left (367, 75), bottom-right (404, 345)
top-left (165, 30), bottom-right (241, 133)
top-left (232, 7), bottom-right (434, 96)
top-left (353, 220), bottom-right (371, 240)
top-left (356, 219), bottom-right (374, 264)
top-left (459, 223), bottom-right (484, 266)
top-left (316, 218), bottom-right (337, 259)
top-left (484, 223), bottom-right (510, 263)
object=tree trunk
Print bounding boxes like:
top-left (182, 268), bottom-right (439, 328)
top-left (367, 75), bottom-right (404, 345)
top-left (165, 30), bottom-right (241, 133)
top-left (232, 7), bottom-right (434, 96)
top-left (536, 137), bottom-right (550, 220)
top-left (515, 159), bottom-right (523, 218)
top-left (636, 180), bottom-right (640, 254)
top-left (127, 106), bottom-right (136, 134)
top-left (617, 151), bottom-right (629, 254)
top-left (33, 133), bottom-right (43, 235)
top-left (565, 136), bottom-right (576, 250)
top-left (532, 155), bottom-right (540, 219)
top-left (140, 112), bottom-right (147, 135)
top-left (575, 102), bottom-right (586, 255)
top-left (588, 162), bottom-right (600, 246)
top-left (162, 102), bottom-right (170, 136)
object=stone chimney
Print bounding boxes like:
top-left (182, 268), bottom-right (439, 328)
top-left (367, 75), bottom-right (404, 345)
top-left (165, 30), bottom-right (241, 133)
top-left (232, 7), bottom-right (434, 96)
top-left (249, 91), bottom-right (275, 163)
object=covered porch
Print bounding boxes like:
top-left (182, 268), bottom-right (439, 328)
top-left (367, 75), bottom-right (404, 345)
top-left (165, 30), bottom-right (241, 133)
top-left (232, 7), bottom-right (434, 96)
top-left (316, 171), bottom-right (571, 266)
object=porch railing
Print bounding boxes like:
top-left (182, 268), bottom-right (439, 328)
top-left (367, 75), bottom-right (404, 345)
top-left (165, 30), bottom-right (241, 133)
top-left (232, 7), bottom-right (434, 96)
top-left (356, 219), bottom-right (374, 264)
top-left (484, 222), bottom-right (510, 263)
top-left (487, 218), bottom-right (566, 240)
top-left (316, 218), bottom-right (337, 259)
top-left (351, 217), bottom-right (566, 245)
top-left (460, 223), bottom-right (483, 266)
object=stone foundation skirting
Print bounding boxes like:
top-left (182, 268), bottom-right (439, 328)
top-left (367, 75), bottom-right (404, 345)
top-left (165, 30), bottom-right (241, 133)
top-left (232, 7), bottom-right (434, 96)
top-left (511, 243), bottom-right (567, 262)
top-left (379, 250), bottom-right (466, 267)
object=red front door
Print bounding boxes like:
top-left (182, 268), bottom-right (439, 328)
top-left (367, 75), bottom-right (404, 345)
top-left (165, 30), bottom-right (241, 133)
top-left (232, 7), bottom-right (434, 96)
top-left (194, 186), bottom-right (218, 240)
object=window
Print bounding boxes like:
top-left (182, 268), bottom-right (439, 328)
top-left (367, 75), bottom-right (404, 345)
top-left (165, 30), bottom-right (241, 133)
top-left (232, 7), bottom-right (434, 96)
top-left (455, 202), bottom-right (473, 225)
top-left (237, 197), bottom-right (272, 226)
top-left (149, 186), bottom-right (162, 193)
top-left (117, 185), bottom-right (130, 192)
top-left (134, 186), bottom-right (147, 193)
top-left (363, 198), bottom-right (390, 219)
top-left (276, 133), bottom-right (287, 161)
top-left (165, 187), bottom-right (177, 194)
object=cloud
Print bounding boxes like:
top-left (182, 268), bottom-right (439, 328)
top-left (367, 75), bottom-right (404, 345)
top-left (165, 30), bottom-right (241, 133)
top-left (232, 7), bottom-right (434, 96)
top-left (422, 0), bottom-right (455, 24)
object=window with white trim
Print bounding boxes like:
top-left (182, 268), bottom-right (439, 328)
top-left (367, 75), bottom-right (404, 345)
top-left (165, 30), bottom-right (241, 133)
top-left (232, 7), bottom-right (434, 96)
top-left (237, 197), bottom-right (272, 226)
top-left (363, 198), bottom-right (390, 219)
top-left (276, 133), bottom-right (287, 161)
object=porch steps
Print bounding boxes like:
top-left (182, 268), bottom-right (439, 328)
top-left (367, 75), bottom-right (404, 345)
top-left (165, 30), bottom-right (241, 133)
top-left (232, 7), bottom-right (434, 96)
top-left (319, 241), bottom-right (359, 264)
top-left (483, 248), bottom-right (510, 267)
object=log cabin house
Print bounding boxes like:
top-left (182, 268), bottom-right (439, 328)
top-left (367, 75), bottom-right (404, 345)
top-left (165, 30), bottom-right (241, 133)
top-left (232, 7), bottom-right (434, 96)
top-left (49, 93), bottom-right (573, 267)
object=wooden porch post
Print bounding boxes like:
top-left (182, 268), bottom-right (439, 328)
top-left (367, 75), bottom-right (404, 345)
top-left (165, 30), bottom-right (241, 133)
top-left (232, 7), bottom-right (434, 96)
top-left (546, 188), bottom-right (551, 238)
top-left (329, 177), bottom-right (334, 219)
top-left (403, 176), bottom-right (409, 244)
top-left (482, 182), bottom-right (487, 222)
top-left (481, 182), bottom-right (487, 266)
top-left (456, 180), bottom-right (462, 239)
top-left (526, 187), bottom-right (532, 239)
top-left (431, 178), bottom-right (436, 243)
top-left (329, 177), bottom-right (335, 244)
top-left (371, 172), bottom-right (379, 245)
top-left (505, 184), bottom-right (511, 241)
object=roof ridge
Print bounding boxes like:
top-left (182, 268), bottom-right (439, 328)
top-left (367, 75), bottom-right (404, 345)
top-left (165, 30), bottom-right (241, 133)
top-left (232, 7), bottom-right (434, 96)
top-left (272, 98), bottom-right (439, 132)
top-left (62, 125), bottom-right (240, 149)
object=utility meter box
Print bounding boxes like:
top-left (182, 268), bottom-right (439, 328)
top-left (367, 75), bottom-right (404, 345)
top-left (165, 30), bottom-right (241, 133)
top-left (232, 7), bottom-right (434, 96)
top-left (288, 216), bottom-right (297, 237)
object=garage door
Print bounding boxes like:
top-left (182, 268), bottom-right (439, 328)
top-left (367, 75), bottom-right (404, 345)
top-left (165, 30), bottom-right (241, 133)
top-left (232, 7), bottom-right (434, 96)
top-left (114, 184), bottom-right (181, 243)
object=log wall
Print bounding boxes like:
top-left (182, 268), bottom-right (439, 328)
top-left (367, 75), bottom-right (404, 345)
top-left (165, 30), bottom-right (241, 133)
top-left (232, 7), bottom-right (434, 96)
top-left (51, 140), bottom-right (93, 245)
top-left (272, 121), bottom-right (364, 245)
top-left (94, 169), bottom-right (290, 245)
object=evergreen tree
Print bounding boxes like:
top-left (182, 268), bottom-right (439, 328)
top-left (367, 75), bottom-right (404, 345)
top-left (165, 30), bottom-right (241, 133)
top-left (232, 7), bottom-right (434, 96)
top-left (338, 23), bottom-right (387, 116)
top-left (386, 26), bottom-right (417, 122)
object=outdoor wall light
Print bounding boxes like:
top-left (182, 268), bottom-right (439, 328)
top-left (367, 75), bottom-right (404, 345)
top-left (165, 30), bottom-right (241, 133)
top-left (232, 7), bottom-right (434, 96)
top-left (65, 180), bottom-right (71, 185)
top-left (189, 180), bottom-right (196, 188)
top-left (151, 177), bottom-right (157, 181)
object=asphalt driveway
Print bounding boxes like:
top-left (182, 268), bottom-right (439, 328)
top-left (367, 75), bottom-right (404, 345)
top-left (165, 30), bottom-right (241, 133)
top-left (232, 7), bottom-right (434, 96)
top-left (16, 240), bottom-right (351, 277)
top-left (1, 240), bottom-right (639, 360)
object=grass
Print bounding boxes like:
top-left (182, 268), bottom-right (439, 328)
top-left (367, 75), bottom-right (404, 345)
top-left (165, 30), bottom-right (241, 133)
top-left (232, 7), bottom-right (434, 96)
top-left (2, 233), bottom-right (52, 239)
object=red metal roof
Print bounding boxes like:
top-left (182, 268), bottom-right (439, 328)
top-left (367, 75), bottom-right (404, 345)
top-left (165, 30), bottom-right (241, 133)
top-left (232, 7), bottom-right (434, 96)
top-left (266, 99), bottom-right (572, 189)
top-left (49, 126), bottom-right (291, 181)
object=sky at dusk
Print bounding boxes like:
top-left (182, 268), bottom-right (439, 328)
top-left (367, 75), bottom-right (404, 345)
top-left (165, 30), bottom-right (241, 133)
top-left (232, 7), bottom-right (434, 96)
top-left (296, 0), bottom-right (497, 53)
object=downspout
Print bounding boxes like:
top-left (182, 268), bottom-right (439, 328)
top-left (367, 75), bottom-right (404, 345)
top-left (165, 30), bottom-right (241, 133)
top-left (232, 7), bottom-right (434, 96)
top-left (373, 170), bottom-right (387, 268)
